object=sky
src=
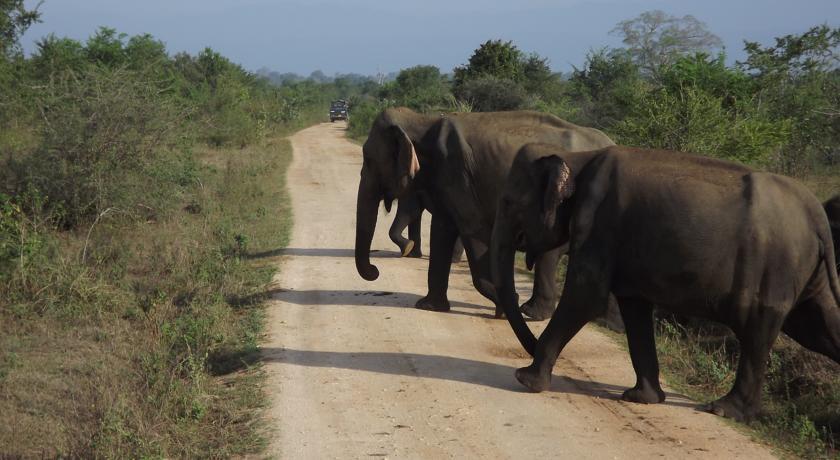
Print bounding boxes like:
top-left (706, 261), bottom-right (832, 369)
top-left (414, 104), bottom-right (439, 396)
top-left (20, 0), bottom-right (840, 76)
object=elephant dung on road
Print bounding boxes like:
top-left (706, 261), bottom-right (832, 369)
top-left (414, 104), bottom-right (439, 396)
top-left (491, 144), bottom-right (840, 422)
top-left (354, 107), bottom-right (615, 320)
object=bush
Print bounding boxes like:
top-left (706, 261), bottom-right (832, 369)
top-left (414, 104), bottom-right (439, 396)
top-left (347, 98), bottom-right (394, 140)
top-left (612, 85), bottom-right (789, 164)
top-left (456, 75), bottom-right (533, 112)
top-left (4, 66), bottom-right (187, 228)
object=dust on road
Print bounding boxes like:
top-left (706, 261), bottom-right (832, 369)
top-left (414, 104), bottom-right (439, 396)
top-left (262, 122), bottom-right (776, 459)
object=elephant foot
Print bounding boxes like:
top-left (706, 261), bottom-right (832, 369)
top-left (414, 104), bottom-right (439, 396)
top-left (514, 365), bottom-right (551, 393)
top-left (621, 383), bottom-right (665, 404)
top-left (415, 295), bottom-right (451, 312)
top-left (401, 240), bottom-right (416, 257)
top-left (520, 297), bottom-right (555, 321)
top-left (707, 395), bottom-right (760, 422)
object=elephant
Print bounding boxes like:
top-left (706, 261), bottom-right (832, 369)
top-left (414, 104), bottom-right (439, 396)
top-left (388, 191), bottom-right (465, 262)
top-left (354, 107), bottom-right (615, 319)
top-left (490, 144), bottom-right (840, 422)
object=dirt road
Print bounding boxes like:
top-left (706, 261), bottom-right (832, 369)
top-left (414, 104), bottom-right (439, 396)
top-left (262, 122), bottom-right (776, 459)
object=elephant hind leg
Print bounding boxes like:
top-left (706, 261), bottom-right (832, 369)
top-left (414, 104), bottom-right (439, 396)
top-left (710, 307), bottom-right (785, 422)
top-left (618, 297), bottom-right (665, 404)
top-left (782, 288), bottom-right (840, 364)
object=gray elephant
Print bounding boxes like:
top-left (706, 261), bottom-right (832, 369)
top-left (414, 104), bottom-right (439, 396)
top-left (491, 144), bottom-right (840, 422)
top-left (388, 191), bottom-right (464, 262)
top-left (354, 108), bottom-right (615, 319)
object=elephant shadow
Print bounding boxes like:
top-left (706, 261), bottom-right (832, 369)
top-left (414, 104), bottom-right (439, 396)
top-left (245, 247), bottom-right (403, 259)
top-left (268, 288), bottom-right (498, 319)
top-left (260, 347), bottom-right (700, 410)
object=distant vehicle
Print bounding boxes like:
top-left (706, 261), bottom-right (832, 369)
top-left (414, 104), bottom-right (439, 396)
top-left (330, 100), bottom-right (349, 122)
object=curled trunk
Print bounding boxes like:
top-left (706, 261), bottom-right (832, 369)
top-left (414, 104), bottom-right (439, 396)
top-left (490, 214), bottom-right (538, 356)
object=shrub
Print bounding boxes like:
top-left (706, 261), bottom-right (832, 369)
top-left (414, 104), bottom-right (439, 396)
top-left (456, 75), bottom-right (533, 112)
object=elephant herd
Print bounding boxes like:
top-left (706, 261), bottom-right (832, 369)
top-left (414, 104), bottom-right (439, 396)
top-left (353, 107), bottom-right (840, 423)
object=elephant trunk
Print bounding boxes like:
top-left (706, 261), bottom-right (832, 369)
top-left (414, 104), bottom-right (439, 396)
top-left (355, 173), bottom-right (381, 281)
top-left (491, 213), bottom-right (538, 356)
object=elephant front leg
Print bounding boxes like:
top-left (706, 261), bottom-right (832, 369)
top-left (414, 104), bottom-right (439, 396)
top-left (415, 215), bottom-right (458, 312)
top-left (516, 257), bottom-right (611, 392)
top-left (521, 247), bottom-right (562, 320)
top-left (618, 297), bottom-right (665, 404)
top-left (406, 213), bottom-right (423, 258)
top-left (389, 210), bottom-right (416, 257)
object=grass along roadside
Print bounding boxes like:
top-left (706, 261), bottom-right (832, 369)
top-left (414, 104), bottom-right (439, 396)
top-left (0, 131), bottom-right (295, 457)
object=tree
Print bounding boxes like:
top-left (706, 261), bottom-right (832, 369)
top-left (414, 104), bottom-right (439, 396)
top-left (453, 40), bottom-right (524, 86)
top-left (384, 65), bottom-right (451, 111)
top-left (567, 48), bottom-right (643, 128)
top-left (453, 40), bottom-right (559, 111)
top-left (739, 25), bottom-right (840, 168)
top-left (611, 10), bottom-right (722, 79)
top-left (0, 0), bottom-right (41, 58)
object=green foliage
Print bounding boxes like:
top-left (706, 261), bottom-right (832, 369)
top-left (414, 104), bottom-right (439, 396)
top-left (612, 82), bottom-right (789, 164)
top-left (454, 39), bottom-right (524, 86)
top-left (347, 98), bottom-right (394, 140)
top-left (0, 0), bottom-right (41, 58)
top-left (740, 25), bottom-right (840, 172)
top-left (380, 65), bottom-right (451, 111)
top-left (452, 39), bottom-right (562, 112)
top-left (0, 21), bottom-right (327, 457)
top-left (456, 75), bottom-right (533, 112)
top-left (567, 48), bottom-right (644, 128)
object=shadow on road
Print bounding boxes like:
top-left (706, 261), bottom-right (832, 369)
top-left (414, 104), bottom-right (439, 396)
top-left (266, 288), bottom-right (496, 319)
top-left (260, 347), bottom-right (700, 410)
top-left (245, 247), bottom-right (403, 259)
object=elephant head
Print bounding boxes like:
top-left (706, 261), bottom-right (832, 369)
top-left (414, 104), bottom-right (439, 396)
top-left (355, 108), bottom-right (426, 281)
top-left (491, 146), bottom-right (579, 354)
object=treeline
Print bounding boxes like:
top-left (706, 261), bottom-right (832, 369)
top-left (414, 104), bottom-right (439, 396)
top-left (349, 14), bottom-right (839, 177)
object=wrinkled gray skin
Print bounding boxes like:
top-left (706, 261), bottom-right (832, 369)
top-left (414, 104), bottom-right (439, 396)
top-left (388, 191), bottom-right (464, 262)
top-left (354, 108), bottom-right (615, 318)
top-left (491, 144), bottom-right (840, 422)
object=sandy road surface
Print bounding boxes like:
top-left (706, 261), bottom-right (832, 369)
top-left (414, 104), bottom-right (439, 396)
top-left (262, 122), bottom-right (776, 459)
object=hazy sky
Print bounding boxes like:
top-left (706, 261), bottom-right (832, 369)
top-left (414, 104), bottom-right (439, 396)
top-left (20, 0), bottom-right (840, 76)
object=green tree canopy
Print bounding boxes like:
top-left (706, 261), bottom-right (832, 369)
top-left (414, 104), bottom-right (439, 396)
top-left (0, 0), bottom-right (41, 58)
top-left (453, 40), bottom-right (524, 86)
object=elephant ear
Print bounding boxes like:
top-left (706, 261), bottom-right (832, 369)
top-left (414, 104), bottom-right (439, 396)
top-left (392, 126), bottom-right (420, 179)
top-left (540, 155), bottom-right (575, 229)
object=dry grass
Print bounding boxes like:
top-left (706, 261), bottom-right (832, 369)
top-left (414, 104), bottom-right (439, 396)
top-left (0, 133), bottom-right (295, 457)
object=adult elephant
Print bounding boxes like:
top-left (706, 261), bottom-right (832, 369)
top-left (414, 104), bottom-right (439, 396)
top-left (388, 191), bottom-right (464, 262)
top-left (354, 108), bottom-right (614, 319)
top-left (491, 144), bottom-right (840, 422)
